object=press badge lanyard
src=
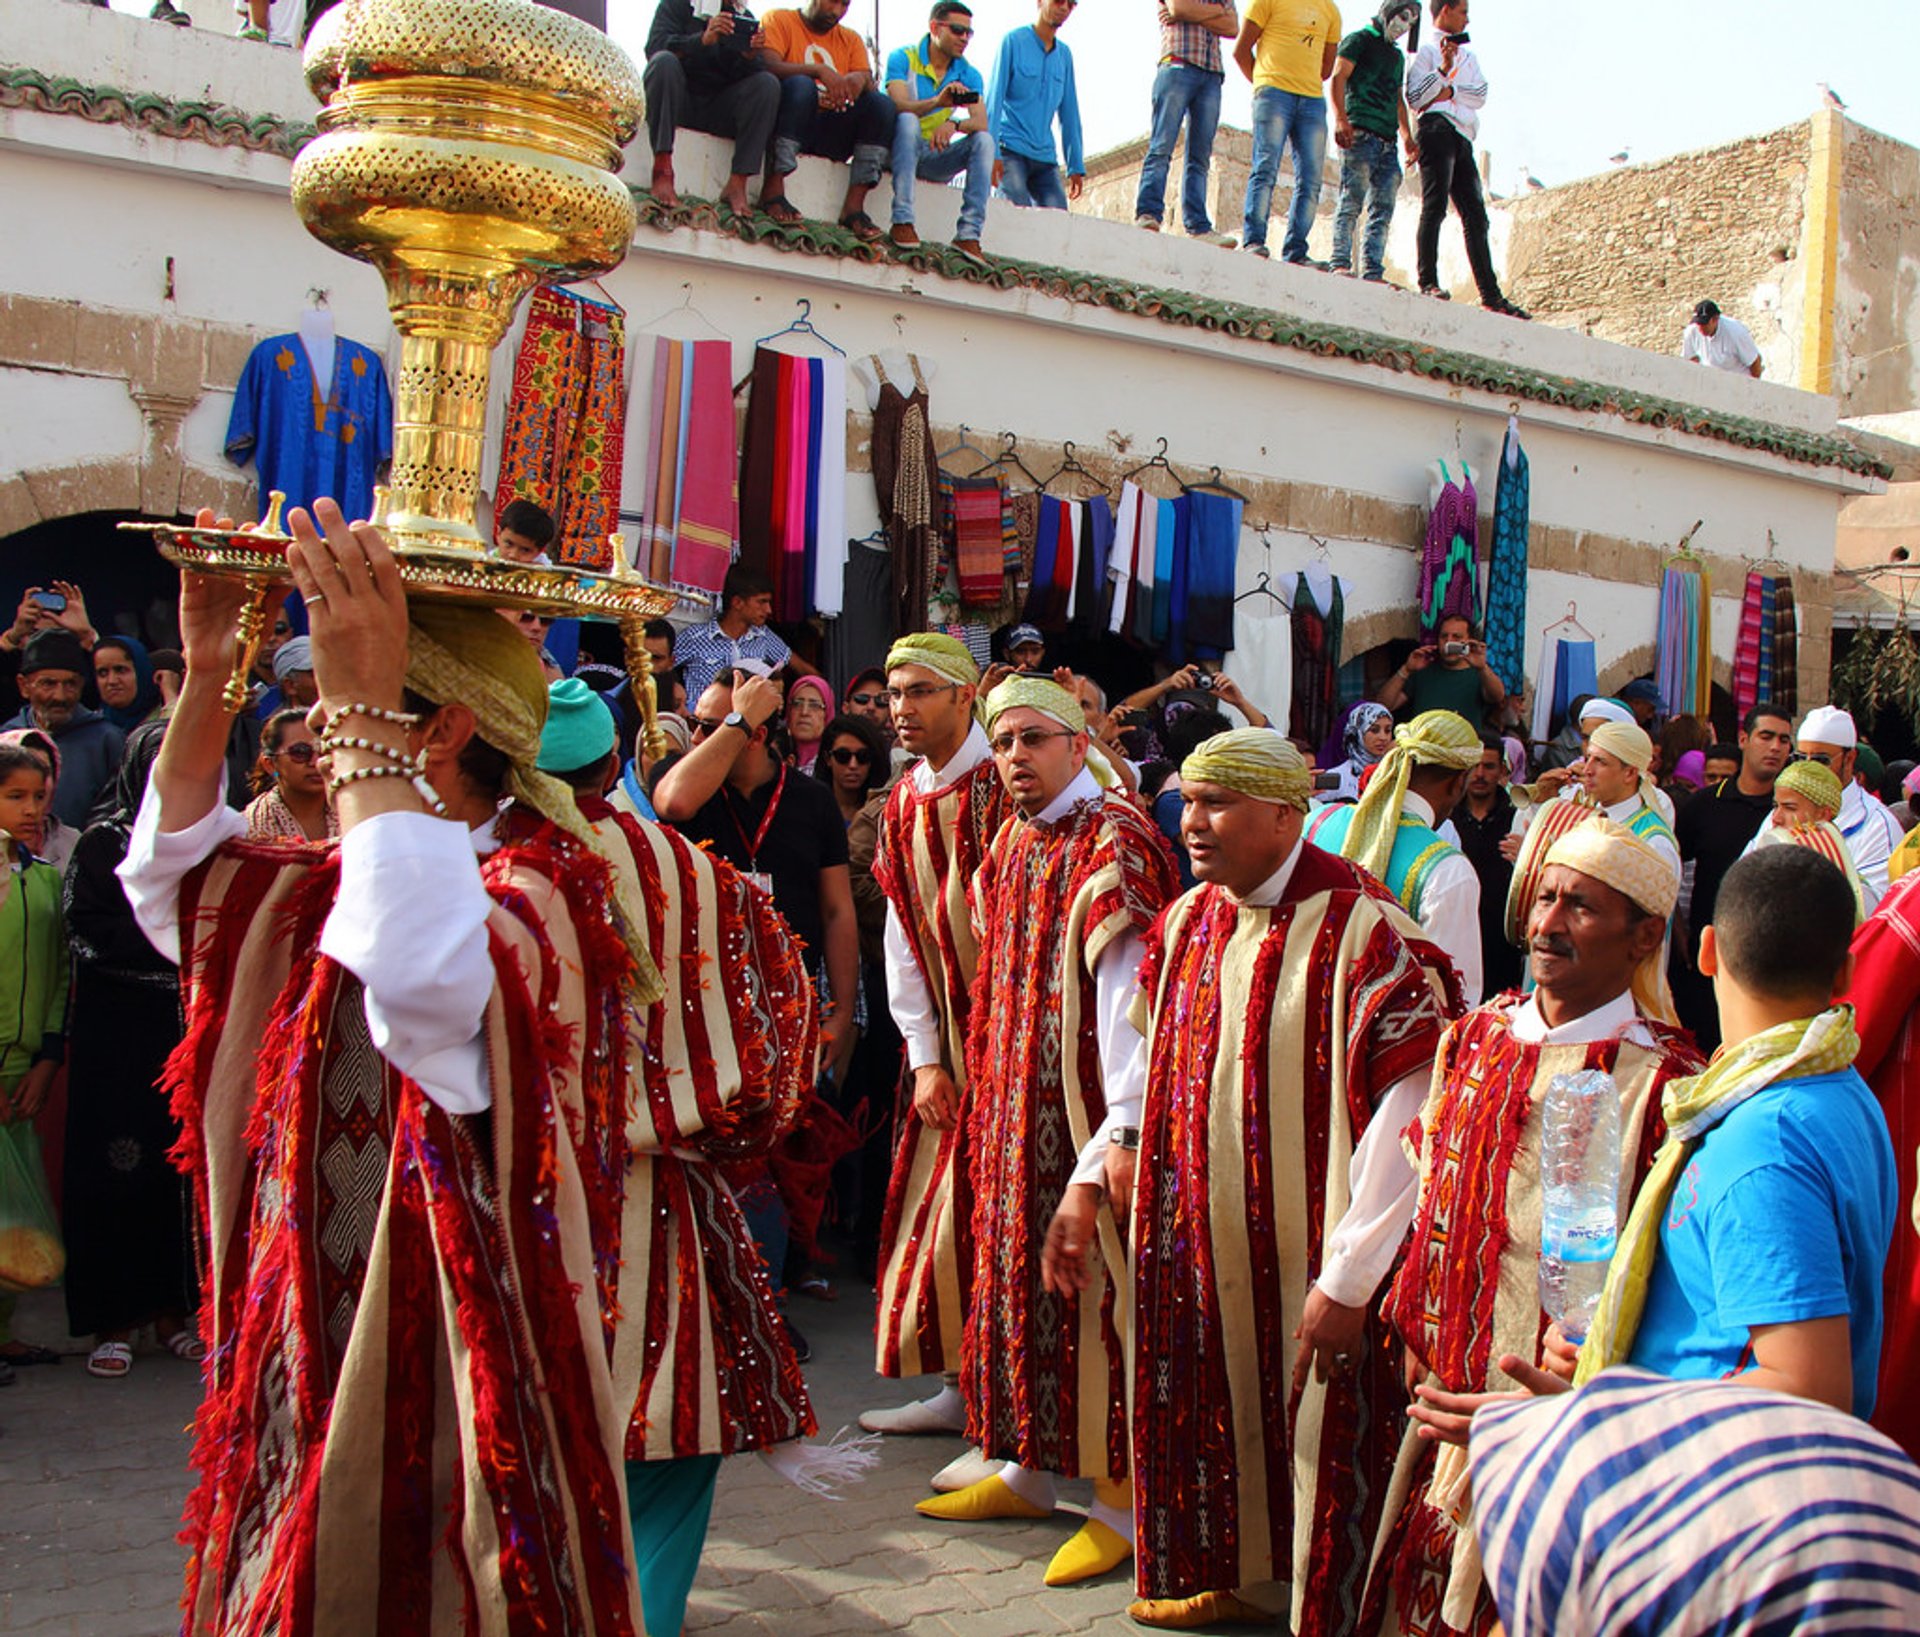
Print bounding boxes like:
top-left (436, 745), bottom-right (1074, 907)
top-left (726, 763), bottom-right (786, 894)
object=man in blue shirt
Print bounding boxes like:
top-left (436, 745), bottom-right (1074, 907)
top-left (985, 0), bottom-right (1084, 210)
top-left (885, 1), bottom-right (995, 260)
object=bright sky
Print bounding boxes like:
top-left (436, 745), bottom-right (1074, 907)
top-left (606, 0), bottom-right (1920, 198)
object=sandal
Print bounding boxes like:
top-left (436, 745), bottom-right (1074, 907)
top-left (759, 197), bottom-right (803, 226)
top-left (86, 1341), bottom-right (133, 1379)
top-left (795, 1275), bottom-right (838, 1303)
top-left (164, 1330), bottom-right (207, 1363)
top-left (839, 210), bottom-right (881, 242)
top-left (0, 1342), bottom-right (60, 1367)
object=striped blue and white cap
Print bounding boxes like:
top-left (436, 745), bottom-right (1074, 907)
top-left (1470, 1366), bottom-right (1920, 1635)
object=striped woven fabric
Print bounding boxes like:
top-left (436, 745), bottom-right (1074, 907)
top-left (1471, 1367), bottom-right (1920, 1636)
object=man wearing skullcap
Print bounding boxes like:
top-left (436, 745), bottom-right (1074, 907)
top-left (1745, 756), bottom-right (1872, 919)
top-left (119, 501), bottom-right (661, 1632)
top-left (1797, 705), bottom-right (1904, 904)
top-left (918, 674), bottom-right (1178, 1590)
top-left (862, 632), bottom-right (1015, 1463)
top-left (1309, 708), bottom-right (1487, 1003)
top-left (1067, 729), bottom-right (1459, 1630)
top-left (1365, 817), bottom-right (1702, 1637)
top-left (540, 678), bottom-right (841, 1637)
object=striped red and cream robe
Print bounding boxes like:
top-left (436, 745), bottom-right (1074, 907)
top-left (166, 813), bottom-right (645, 1636)
top-left (870, 738), bottom-right (1014, 1377)
top-left (1129, 844), bottom-right (1460, 1632)
top-left (961, 783), bottom-right (1177, 1479)
top-left (1362, 996), bottom-right (1700, 1637)
top-left (580, 798), bottom-right (819, 1460)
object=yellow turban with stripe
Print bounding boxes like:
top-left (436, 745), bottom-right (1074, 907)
top-left (884, 632), bottom-right (979, 690)
top-left (405, 604), bottom-right (664, 1004)
top-left (1775, 757), bottom-right (1844, 819)
top-left (1180, 728), bottom-right (1312, 811)
top-left (1338, 709), bottom-right (1481, 885)
top-left (1542, 815), bottom-right (1677, 1021)
top-left (983, 673), bottom-right (1119, 789)
top-left (1586, 719), bottom-right (1659, 804)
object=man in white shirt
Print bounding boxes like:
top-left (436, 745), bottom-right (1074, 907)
top-left (1798, 704), bottom-right (1905, 903)
top-left (1681, 299), bottom-right (1763, 377)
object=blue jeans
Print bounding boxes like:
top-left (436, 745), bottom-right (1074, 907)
top-left (1134, 63), bottom-right (1223, 233)
top-left (1331, 128), bottom-right (1401, 279)
top-left (1243, 86), bottom-right (1326, 260)
top-left (997, 149), bottom-right (1070, 211)
top-left (890, 112), bottom-right (996, 241)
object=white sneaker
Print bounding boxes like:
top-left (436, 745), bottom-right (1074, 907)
top-left (1134, 215), bottom-right (1162, 231)
top-left (930, 1448), bottom-right (1002, 1492)
top-left (1189, 229), bottom-right (1237, 248)
top-left (858, 1396), bottom-right (968, 1435)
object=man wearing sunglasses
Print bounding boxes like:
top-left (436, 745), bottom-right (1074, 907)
top-left (886, 0), bottom-right (995, 261)
top-left (915, 674), bottom-right (1177, 1591)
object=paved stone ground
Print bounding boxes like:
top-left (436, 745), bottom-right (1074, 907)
top-left (1, 1272), bottom-right (1169, 1635)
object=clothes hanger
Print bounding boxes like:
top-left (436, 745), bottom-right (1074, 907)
top-left (636, 280), bottom-right (729, 340)
top-left (1541, 600), bottom-right (1595, 641)
top-left (936, 422), bottom-right (991, 470)
top-left (1117, 436), bottom-right (1181, 491)
top-left (1044, 439), bottom-right (1112, 497)
top-left (1663, 519), bottom-right (1705, 568)
top-left (987, 431), bottom-right (1046, 492)
top-left (1183, 465), bottom-right (1250, 502)
top-left (1236, 524), bottom-right (1288, 605)
top-left (752, 296), bottom-right (847, 357)
top-left (1744, 530), bottom-right (1790, 575)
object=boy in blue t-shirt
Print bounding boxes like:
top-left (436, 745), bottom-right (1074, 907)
top-left (1626, 846), bottom-right (1898, 1416)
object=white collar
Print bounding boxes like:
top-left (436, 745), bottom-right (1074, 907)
top-left (1232, 836), bottom-right (1306, 908)
top-left (1600, 792), bottom-right (1647, 824)
top-left (471, 809), bottom-right (503, 857)
top-left (1508, 988), bottom-right (1650, 1046)
top-left (1033, 765), bottom-right (1102, 826)
top-left (913, 720), bottom-right (992, 793)
top-left (1404, 790), bottom-right (1437, 827)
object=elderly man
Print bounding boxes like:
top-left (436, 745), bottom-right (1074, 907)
top-left (1797, 705), bottom-right (1904, 905)
top-left (119, 501), bottom-right (657, 1632)
top-left (1361, 817), bottom-right (1703, 1637)
top-left (862, 634), bottom-right (1012, 1457)
top-left (271, 634), bottom-right (319, 712)
top-left (1310, 708), bottom-right (1486, 1003)
top-left (1083, 730), bottom-right (1458, 1631)
top-left (918, 676), bottom-right (1176, 1588)
top-left (5, 628), bottom-right (124, 828)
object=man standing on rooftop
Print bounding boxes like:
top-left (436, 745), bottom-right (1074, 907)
top-left (1233, 0), bottom-right (1343, 263)
top-left (986, 0), bottom-right (1086, 211)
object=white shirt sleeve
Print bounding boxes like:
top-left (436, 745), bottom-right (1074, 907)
top-left (117, 774), bottom-right (248, 965)
top-left (1070, 933), bottom-right (1149, 1189)
top-left (317, 812), bottom-right (495, 1116)
top-left (884, 901), bottom-right (945, 1072)
top-left (1848, 804), bottom-right (1898, 905)
top-left (1730, 323), bottom-right (1761, 368)
top-left (1314, 1066), bottom-right (1431, 1306)
top-left (1421, 851), bottom-right (1484, 1007)
top-left (1681, 325), bottom-right (1705, 362)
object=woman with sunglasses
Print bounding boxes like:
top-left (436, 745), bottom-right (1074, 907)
top-left (243, 707), bottom-right (337, 842)
top-left (813, 711), bottom-right (891, 827)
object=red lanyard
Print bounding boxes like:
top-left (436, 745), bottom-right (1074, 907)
top-left (725, 763), bottom-right (787, 870)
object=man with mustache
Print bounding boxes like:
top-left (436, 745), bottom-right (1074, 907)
top-left (1358, 817), bottom-right (1703, 1637)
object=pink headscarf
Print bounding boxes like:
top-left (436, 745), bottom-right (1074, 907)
top-left (1502, 735), bottom-right (1527, 785)
top-left (786, 675), bottom-right (834, 771)
top-left (1672, 749), bottom-right (1706, 791)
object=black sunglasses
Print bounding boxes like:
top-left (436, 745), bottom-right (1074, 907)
top-left (277, 741), bottom-right (319, 764)
top-left (829, 747), bottom-right (872, 766)
top-left (847, 690), bottom-right (884, 707)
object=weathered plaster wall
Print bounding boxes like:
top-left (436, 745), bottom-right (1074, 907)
top-left (1837, 124), bottom-right (1920, 417)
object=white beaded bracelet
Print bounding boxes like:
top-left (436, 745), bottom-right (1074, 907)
top-left (330, 701), bottom-right (422, 729)
top-left (325, 761), bottom-right (449, 818)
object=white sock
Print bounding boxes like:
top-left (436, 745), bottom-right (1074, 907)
top-left (920, 1382), bottom-right (963, 1420)
top-left (1089, 1495), bottom-right (1135, 1545)
top-left (997, 1461), bottom-right (1057, 1512)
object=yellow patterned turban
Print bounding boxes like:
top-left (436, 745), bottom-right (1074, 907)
top-left (1775, 758), bottom-right (1844, 819)
top-left (1180, 728), bottom-right (1312, 811)
top-left (406, 604), bottom-right (664, 1003)
top-left (1339, 709), bottom-right (1482, 885)
top-left (1543, 816), bottom-right (1677, 1021)
top-left (983, 673), bottom-right (1118, 788)
top-left (1586, 719), bottom-right (1659, 803)
top-left (885, 632), bottom-right (979, 690)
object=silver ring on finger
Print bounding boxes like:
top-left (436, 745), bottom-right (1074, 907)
top-left (303, 592), bottom-right (327, 606)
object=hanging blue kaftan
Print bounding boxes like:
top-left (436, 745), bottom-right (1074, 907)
top-left (224, 334), bottom-right (394, 523)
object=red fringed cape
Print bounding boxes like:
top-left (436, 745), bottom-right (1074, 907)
top-left (165, 814), bottom-right (643, 1636)
top-left (579, 798), bottom-right (819, 1460)
top-left (1129, 845), bottom-right (1460, 1631)
top-left (1364, 1001), bottom-right (1700, 1637)
top-left (869, 754), bottom-right (1014, 1377)
top-left (961, 791), bottom-right (1177, 1480)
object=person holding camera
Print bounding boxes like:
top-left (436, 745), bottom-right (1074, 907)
top-left (886, 1), bottom-right (995, 261)
top-left (1375, 610), bottom-right (1506, 726)
top-left (641, 0), bottom-right (781, 216)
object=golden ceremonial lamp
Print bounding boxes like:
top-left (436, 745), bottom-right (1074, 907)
top-left (122, 0), bottom-right (673, 752)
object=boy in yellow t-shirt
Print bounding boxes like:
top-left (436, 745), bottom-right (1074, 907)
top-left (1232, 0), bottom-right (1341, 261)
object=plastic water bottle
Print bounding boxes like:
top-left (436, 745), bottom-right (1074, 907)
top-left (1538, 1068), bottom-right (1622, 1343)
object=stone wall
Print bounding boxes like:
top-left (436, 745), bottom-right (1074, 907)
top-left (1498, 123), bottom-right (1809, 383)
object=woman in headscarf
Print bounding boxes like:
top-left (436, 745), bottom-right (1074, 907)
top-left (784, 674), bottom-right (834, 774)
top-left (93, 634), bottom-right (162, 732)
top-left (61, 718), bottom-right (199, 1378)
top-left (0, 727), bottom-right (75, 870)
top-left (243, 707), bottom-right (337, 842)
top-left (1328, 701), bottom-right (1395, 801)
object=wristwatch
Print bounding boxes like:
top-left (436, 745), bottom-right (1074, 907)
top-left (1108, 1125), bottom-right (1141, 1151)
top-left (721, 710), bottom-right (750, 735)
